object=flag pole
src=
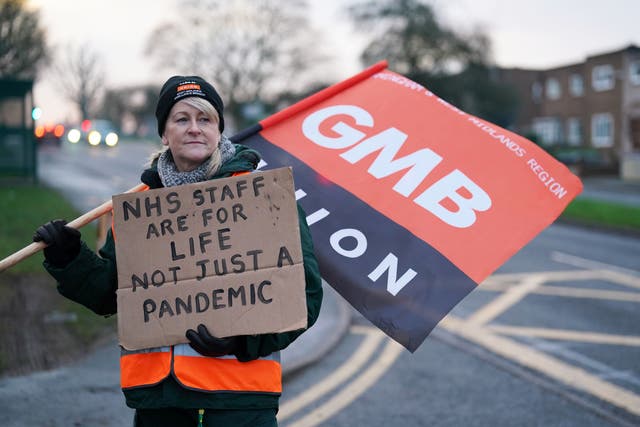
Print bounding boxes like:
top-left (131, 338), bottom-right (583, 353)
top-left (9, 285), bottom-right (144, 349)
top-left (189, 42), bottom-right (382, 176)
top-left (0, 183), bottom-right (148, 273)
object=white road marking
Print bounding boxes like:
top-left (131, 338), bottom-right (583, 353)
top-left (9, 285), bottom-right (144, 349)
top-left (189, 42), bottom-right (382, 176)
top-left (488, 325), bottom-right (640, 346)
top-left (551, 251), bottom-right (640, 278)
top-left (442, 252), bottom-right (640, 417)
top-left (481, 283), bottom-right (640, 302)
top-left (441, 315), bottom-right (640, 416)
top-left (282, 250), bottom-right (640, 423)
top-left (467, 275), bottom-right (543, 326)
top-left (279, 326), bottom-right (385, 421)
top-left (482, 269), bottom-right (603, 285)
top-left (286, 336), bottom-right (403, 427)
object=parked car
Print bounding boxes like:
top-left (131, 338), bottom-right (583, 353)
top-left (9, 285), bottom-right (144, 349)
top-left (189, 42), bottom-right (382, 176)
top-left (66, 119), bottom-right (119, 147)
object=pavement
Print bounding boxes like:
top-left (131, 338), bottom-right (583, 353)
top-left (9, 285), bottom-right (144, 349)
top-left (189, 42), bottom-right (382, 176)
top-left (578, 175), bottom-right (640, 207)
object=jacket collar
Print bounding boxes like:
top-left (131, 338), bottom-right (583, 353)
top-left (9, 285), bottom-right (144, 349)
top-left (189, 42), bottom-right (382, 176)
top-left (141, 143), bottom-right (261, 189)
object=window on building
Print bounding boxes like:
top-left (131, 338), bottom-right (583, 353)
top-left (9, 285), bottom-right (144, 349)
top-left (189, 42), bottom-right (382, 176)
top-left (546, 78), bottom-right (561, 100)
top-left (591, 113), bottom-right (614, 147)
top-left (569, 74), bottom-right (584, 96)
top-left (630, 60), bottom-right (640, 85)
top-left (566, 118), bottom-right (582, 146)
top-left (532, 117), bottom-right (563, 145)
top-left (531, 82), bottom-right (543, 103)
top-left (592, 65), bottom-right (615, 91)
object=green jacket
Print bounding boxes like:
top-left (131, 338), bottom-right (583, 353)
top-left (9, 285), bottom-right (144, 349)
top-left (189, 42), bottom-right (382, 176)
top-left (44, 144), bottom-right (323, 410)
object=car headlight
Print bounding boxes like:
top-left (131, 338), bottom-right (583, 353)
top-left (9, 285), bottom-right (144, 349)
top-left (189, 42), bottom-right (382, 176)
top-left (88, 130), bottom-right (102, 146)
top-left (67, 129), bottom-right (81, 143)
top-left (105, 132), bottom-right (119, 147)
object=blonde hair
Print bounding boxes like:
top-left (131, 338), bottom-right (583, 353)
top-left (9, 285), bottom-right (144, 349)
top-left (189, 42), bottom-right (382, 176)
top-left (149, 97), bottom-right (222, 177)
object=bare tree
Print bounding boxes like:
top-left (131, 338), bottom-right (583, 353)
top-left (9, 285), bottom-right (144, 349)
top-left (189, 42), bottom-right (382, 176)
top-left (146, 0), bottom-right (327, 130)
top-left (0, 0), bottom-right (48, 78)
top-left (52, 43), bottom-right (105, 120)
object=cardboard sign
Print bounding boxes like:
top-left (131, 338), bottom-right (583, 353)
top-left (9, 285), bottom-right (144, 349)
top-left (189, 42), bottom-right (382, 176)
top-left (112, 167), bottom-right (307, 350)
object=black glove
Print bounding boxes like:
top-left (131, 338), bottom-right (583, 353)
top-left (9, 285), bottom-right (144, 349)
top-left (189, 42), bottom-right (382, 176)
top-left (186, 324), bottom-right (240, 357)
top-left (33, 219), bottom-right (81, 267)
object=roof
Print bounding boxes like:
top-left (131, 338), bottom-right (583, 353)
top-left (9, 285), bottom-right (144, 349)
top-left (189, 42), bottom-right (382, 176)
top-left (0, 78), bottom-right (33, 99)
top-left (497, 43), bottom-right (640, 73)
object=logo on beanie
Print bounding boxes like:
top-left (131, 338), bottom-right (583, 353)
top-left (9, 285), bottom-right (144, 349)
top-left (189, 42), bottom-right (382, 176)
top-left (177, 83), bottom-right (201, 92)
top-left (174, 81), bottom-right (205, 101)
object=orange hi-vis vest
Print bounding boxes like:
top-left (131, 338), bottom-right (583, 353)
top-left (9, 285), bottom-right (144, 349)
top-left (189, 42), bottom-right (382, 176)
top-left (114, 174), bottom-right (282, 394)
top-left (120, 344), bottom-right (282, 393)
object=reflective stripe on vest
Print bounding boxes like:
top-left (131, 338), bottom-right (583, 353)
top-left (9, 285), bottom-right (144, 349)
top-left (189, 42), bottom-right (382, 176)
top-left (117, 172), bottom-right (282, 394)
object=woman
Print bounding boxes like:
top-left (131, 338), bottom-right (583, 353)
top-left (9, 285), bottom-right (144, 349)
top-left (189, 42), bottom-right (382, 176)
top-left (34, 76), bottom-right (323, 427)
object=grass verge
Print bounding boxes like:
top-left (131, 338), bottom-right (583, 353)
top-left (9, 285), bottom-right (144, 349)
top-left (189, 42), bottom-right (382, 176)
top-left (0, 183), bottom-right (113, 377)
top-left (561, 197), bottom-right (640, 232)
top-left (0, 184), bottom-right (97, 273)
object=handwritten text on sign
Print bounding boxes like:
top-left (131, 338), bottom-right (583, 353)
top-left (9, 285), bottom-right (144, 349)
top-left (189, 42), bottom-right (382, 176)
top-left (112, 167), bottom-right (307, 350)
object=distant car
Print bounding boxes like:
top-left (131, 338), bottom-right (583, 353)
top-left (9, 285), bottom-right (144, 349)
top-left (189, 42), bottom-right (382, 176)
top-left (35, 123), bottom-right (65, 146)
top-left (67, 119), bottom-right (119, 147)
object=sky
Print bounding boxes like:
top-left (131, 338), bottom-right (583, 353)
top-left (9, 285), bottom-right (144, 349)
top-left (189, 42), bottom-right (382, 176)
top-left (27, 0), bottom-right (640, 124)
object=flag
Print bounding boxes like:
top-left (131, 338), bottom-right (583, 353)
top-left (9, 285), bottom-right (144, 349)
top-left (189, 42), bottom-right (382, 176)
top-left (230, 61), bottom-right (583, 352)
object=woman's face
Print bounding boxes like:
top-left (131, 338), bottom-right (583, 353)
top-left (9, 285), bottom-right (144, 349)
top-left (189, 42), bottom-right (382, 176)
top-left (161, 100), bottom-right (221, 172)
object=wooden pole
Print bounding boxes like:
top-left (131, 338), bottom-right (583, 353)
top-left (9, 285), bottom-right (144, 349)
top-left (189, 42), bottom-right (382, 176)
top-left (0, 183), bottom-right (148, 273)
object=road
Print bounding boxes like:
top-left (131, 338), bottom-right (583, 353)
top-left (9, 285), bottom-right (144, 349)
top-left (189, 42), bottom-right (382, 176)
top-left (280, 225), bottom-right (640, 427)
top-left (1, 140), bottom-right (639, 426)
top-left (35, 139), bottom-right (161, 212)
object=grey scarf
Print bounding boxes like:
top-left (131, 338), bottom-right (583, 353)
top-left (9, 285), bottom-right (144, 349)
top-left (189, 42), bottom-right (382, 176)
top-left (158, 135), bottom-right (236, 187)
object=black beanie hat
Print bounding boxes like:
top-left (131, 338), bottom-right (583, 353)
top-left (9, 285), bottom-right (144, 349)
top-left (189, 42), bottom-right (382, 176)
top-left (155, 75), bottom-right (225, 136)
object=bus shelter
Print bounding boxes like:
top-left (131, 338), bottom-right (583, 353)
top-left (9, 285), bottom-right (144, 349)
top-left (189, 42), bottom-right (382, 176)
top-left (0, 79), bottom-right (36, 180)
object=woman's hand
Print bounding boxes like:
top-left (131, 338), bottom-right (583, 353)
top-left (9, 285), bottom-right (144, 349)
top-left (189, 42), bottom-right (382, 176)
top-left (33, 219), bottom-right (81, 267)
top-left (186, 324), bottom-right (240, 357)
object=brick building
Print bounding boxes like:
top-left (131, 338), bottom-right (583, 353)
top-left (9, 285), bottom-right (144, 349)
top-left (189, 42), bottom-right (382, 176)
top-left (496, 44), bottom-right (640, 180)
